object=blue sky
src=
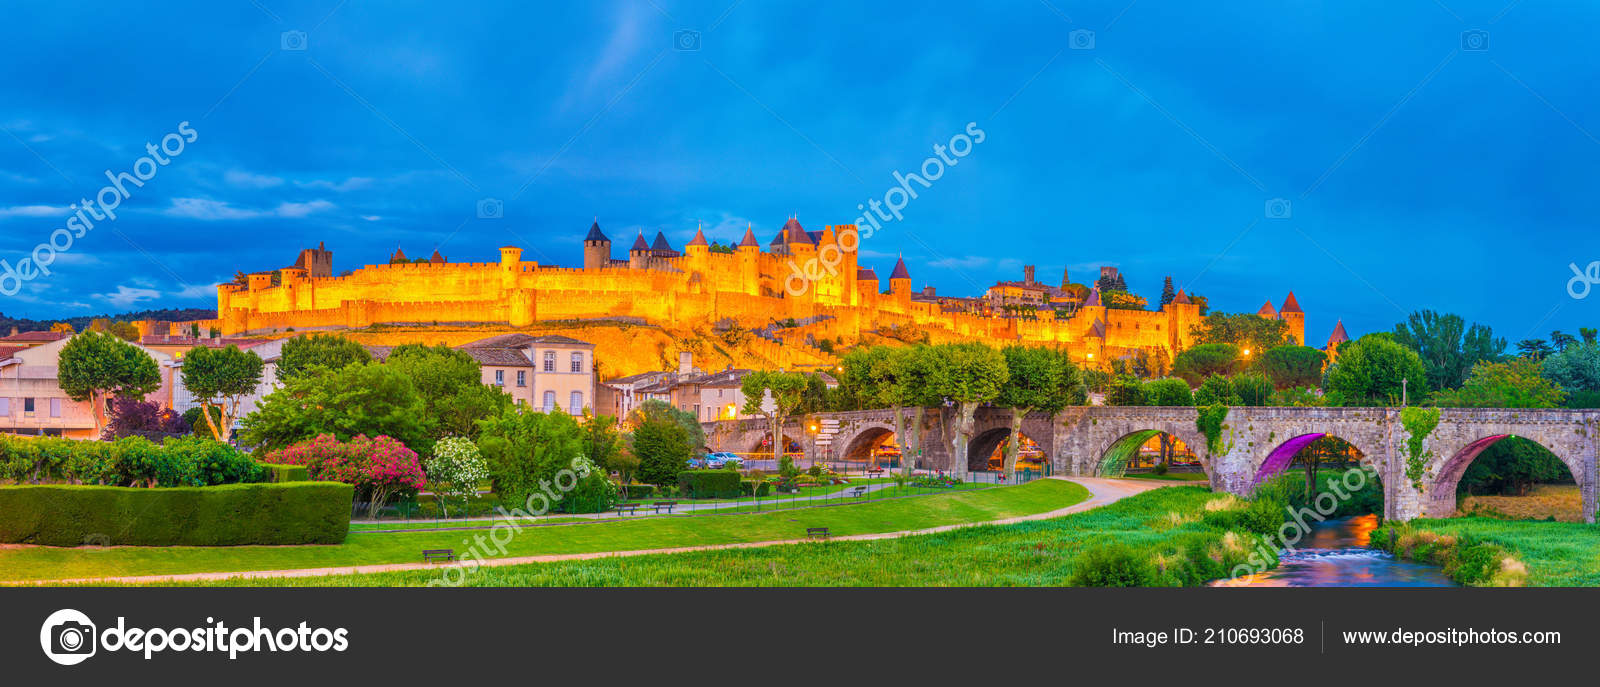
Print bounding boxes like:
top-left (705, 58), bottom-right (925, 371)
top-left (2, 0), bottom-right (1598, 346)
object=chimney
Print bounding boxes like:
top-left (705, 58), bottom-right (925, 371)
top-left (8, 326), bottom-right (16, 336)
top-left (1023, 265), bottom-right (1035, 284)
top-left (678, 351), bottom-right (694, 377)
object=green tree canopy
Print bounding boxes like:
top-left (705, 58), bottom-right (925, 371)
top-left (1191, 311), bottom-right (1293, 349)
top-left (179, 344), bottom-right (265, 442)
top-left (1389, 310), bottom-right (1506, 391)
top-left (1542, 340), bottom-right (1600, 396)
top-left (1256, 345), bottom-right (1326, 389)
top-left (1231, 371), bottom-right (1274, 406)
top-left (1322, 334), bottom-right (1429, 406)
top-left (1192, 373), bottom-right (1238, 407)
top-left (239, 362), bottom-right (429, 452)
top-left (1143, 378), bottom-right (1193, 406)
top-left (629, 398), bottom-right (705, 455)
top-left (1172, 343), bottom-right (1240, 385)
top-left (277, 333), bottom-right (373, 381)
top-left (924, 342), bottom-right (1009, 474)
top-left (57, 332), bottom-right (162, 437)
top-left (630, 411), bottom-right (691, 486)
top-left (1431, 358), bottom-right (1565, 409)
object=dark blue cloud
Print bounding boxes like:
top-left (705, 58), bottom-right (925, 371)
top-left (0, 0), bottom-right (1595, 346)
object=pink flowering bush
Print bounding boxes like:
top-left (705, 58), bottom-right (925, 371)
top-left (264, 433), bottom-right (424, 516)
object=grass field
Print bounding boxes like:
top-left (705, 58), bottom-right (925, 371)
top-left (0, 478), bottom-right (1088, 584)
top-left (132, 485), bottom-right (1250, 587)
top-left (1377, 516), bottom-right (1600, 586)
top-left (1458, 484), bottom-right (1584, 522)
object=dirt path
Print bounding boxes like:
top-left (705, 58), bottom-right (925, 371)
top-left (23, 477), bottom-right (1175, 586)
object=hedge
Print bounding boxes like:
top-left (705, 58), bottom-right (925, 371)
top-left (677, 470), bottom-right (741, 499)
top-left (0, 482), bottom-right (353, 546)
top-left (740, 479), bottom-right (771, 497)
top-left (259, 463), bottom-right (309, 483)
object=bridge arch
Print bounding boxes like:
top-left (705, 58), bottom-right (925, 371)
top-left (837, 422), bottom-right (897, 462)
top-left (1427, 433), bottom-right (1587, 519)
top-left (1093, 428), bottom-right (1210, 480)
top-left (966, 427), bottom-right (1049, 472)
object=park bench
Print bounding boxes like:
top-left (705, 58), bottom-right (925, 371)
top-left (614, 504), bottom-right (641, 517)
top-left (422, 549), bottom-right (457, 563)
top-left (846, 486), bottom-right (868, 498)
top-left (865, 467), bottom-right (885, 477)
top-left (806, 527), bottom-right (831, 539)
top-left (652, 501), bottom-right (678, 514)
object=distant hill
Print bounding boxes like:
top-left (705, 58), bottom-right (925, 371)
top-left (0, 308), bottom-right (217, 334)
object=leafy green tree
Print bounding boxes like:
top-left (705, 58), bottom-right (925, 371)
top-left (477, 407), bottom-right (614, 513)
top-left (426, 436), bottom-right (490, 517)
top-left (277, 333), bottom-right (373, 381)
top-left (1172, 343), bottom-right (1241, 385)
top-left (1191, 311), bottom-right (1293, 349)
top-left (1193, 374), bottom-right (1238, 407)
top-left (1390, 310), bottom-right (1505, 391)
top-left (384, 343), bottom-right (494, 442)
top-left (1550, 330), bottom-right (1578, 351)
top-left (995, 346), bottom-right (1081, 477)
top-left (630, 412), bottom-right (691, 486)
top-left (1270, 387), bottom-right (1323, 407)
top-left (1143, 378), bottom-right (1193, 406)
top-left (630, 398), bottom-right (704, 455)
top-left (1515, 338), bottom-right (1554, 361)
top-left (239, 362), bottom-right (429, 452)
top-left (798, 373), bottom-right (829, 413)
top-left (179, 344), bottom-right (265, 442)
top-left (1231, 371), bottom-right (1274, 406)
top-left (579, 409), bottom-right (624, 473)
top-left (835, 346), bottom-right (892, 411)
top-left (437, 384), bottom-right (513, 441)
top-left (1159, 277), bottom-right (1175, 307)
top-left (1459, 437), bottom-right (1570, 497)
top-left (1542, 340), bottom-right (1600, 397)
top-left (1322, 334), bottom-right (1429, 406)
top-left (1256, 345), bottom-right (1326, 389)
top-left (740, 370), bottom-right (809, 466)
top-left (1104, 375), bottom-right (1146, 406)
top-left (924, 342), bottom-right (1009, 476)
top-left (1101, 290), bottom-right (1146, 311)
top-left (1432, 359), bottom-right (1565, 408)
top-left (58, 332), bottom-right (162, 438)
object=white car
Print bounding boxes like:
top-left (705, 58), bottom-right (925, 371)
top-left (705, 452), bottom-right (743, 469)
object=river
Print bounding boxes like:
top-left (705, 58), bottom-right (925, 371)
top-left (1214, 514), bottom-right (1457, 587)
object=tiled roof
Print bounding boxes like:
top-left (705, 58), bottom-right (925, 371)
top-left (141, 335), bottom-right (271, 350)
top-left (650, 231), bottom-right (673, 252)
top-left (889, 256), bottom-right (910, 280)
top-left (1326, 319), bottom-right (1350, 348)
top-left (1280, 291), bottom-right (1303, 314)
top-left (460, 347), bottom-right (533, 367)
top-left (782, 217), bottom-right (813, 245)
top-left (1173, 289), bottom-right (1192, 305)
top-left (584, 221), bottom-right (609, 243)
top-left (739, 226), bottom-right (760, 248)
top-left (686, 227), bottom-right (708, 247)
top-left (857, 268), bottom-right (878, 281)
top-left (459, 333), bottom-right (592, 349)
top-left (0, 345), bottom-right (26, 360)
top-left (685, 368), bottom-right (754, 388)
top-left (0, 330), bottom-right (68, 343)
top-left (527, 335), bottom-right (592, 346)
top-left (1257, 301), bottom-right (1278, 318)
top-left (630, 231), bottom-right (649, 251)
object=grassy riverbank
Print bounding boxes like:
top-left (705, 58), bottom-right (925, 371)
top-left (1372, 517), bottom-right (1600, 586)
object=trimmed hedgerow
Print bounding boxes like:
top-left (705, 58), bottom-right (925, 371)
top-left (0, 482), bottom-right (352, 546)
top-left (677, 470), bottom-right (741, 499)
top-left (0, 434), bottom-right (264, 487)
top-left (260, 463), bottom-right (310, 483)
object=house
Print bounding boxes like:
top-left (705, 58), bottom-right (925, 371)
top-left (0, 329), bottom-right (70, 349)
top-left (456, 334), bottom-right (597, 415)
top-left (0, 334), bottom-right (178, 439)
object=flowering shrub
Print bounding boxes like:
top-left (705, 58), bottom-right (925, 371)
top-left (426, 436), bottom-right (490, 516)
top-left (911, 474), bottom-right (963, 488)
top-left (102, 396), bottom-right (190, 441)
top-left (265, 433), bottom-right (425, 515)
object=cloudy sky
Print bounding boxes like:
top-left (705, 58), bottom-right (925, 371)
top-left (2, 0), bottom-right (1597, 346)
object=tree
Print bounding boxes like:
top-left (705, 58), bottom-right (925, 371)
top-left (385, 343), bottom-right (489, 443)
top-left (579, 409), bottom-right (625, 475)
top-left (1104, 375), bottom-right (1146, 406)
top-left (1101, 290), bottom-right (1147, 311)
top-left (1172, 343), bottom-right (1240, 385)
top-left (798, 373), bottom-right (829, 414)
top-left (239, 362), bottom-right (429, 452)
top-left (1390, 310), bottom-right (1505, 391)
top-left (1459, 437), bottom-right (1569, 496)
top-left (1193, 374), bottom-right (1238, 407)
top-left (50, 322), bottom-right (74, 334)
top-left (476, 406), bottom-right (613, 512)
top-left (436, 383), bottom-right (513, 441)
top-left (179, 344), bottom-right (264, 442)
top-left (1231, 371), bottom-right (1273, 406)
top-left (1256, 345), bottom-right (1326, 389)
top-left (629, 399), bottom-right (704, 455)
top-left (1550, 330), bottom-right (1578, 351)
top-left (276, 333), bottom-right (373, 381)
top-left (631, 412), bottom-right (691, 486)
top-left (1322, 334), bottom-right (1429, 406)
top-left (1542, 340), bottom-right (1600, 396)
top-left (268, 433), bottom-right (426, 516)
top-left (740, 370), bottom-right (809, 467)
top-left (1516, 338), bottom-right (1554, 361)
top-left (996, 346), bottom-right (1081, 477)
top-left (1143, 378), bottom-right (1193, 406)
top-left (426, 436), bottom-right (490, 517)
top-left (102, 396), bottom-right (188, 440)
top-left (1191, 311), bottom-right (1293, 349)
top-left (57, 332), bottom-right (162, 438)
top-left (923, 342), bottom-right (1009, 477)
top-left (107, 321), bottom-right (140, 342)
top-left (1432, 358), bottom-right (1565, 409)
top-left (1159, 277), bottom-right (1175, 307)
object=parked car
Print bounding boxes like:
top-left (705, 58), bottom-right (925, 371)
top-left (705, 452), bottom-right (743, 469)
top-left (686, 456), bottom-right (708, 469)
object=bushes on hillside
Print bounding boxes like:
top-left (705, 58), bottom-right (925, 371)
top-left (264, 433), bottom-right (425, 515)
top-left (0, 482), bottom-right (352, 546)
top-left (0, 435), bottom-right (264, 487)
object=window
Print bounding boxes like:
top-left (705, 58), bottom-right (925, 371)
top-left (23, 398), bottom-right (34, 415)
top-left (516, 370), bottom-right (527, 387)
top-left (570, 352), bottom-right (583, 373)
top-left (543, 351), bottom-right (555, 372)
top-left (494, 370), bottom-right (504, 386)
top-left (542, 390), bottom-right (557, 413)
top-left (49, 398), bottom-right (60, 418)
top-left (569, 391), bottom-right (583, 415)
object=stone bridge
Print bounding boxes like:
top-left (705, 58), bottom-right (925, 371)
top-left (703, 406), bottom-right (1599, 522)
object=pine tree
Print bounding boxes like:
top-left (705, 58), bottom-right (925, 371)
top-left (1160, 276), bottom-right (1175, 306)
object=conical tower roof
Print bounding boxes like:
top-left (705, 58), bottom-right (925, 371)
top-left (889, 256), bottom-right (910, 280)
top-left (584, 221), bottom-right (609, 243)
top-left (738, 224), bottom-right (760, 248)
top-left (686, 226), bottom-right (708, 247)
top-left (1173, 289), bottom-right (1192, 305)
top-left (650, 231), bottom-right (673, 252)
top-left (390, 246), bottom-right (408, 262)
top-left (630, 231), bottom-right (649, 252)
top-left (429, 249), bottom-right (445, 264)
top-left (1326, 319), bottom-right (1350, 349)
top-left (782, 217), bottom-right (813, 245)
top-left (1281, 291), bottom-right (1303, 314)
top-left (1257, 301), bottom-right (1278, 318)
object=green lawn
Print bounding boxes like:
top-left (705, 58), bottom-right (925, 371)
top-left (126, 486), bottom-right (1250, 587)
top-left (1, 478), bottom-right (1089, 584)
top-left (1382, 517), bottom-right (1600, 587)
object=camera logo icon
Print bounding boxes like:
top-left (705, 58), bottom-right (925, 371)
top-left (1070, 29), bottom-right (1096, 50)
top-left (477, 198), bottom-right (504, 219)
top-left (1461, 29), bottom-right (1488, 52)
top-left (675, 29), bottom-right (701, 51)
top-left (1265, 197), bottom-right (1292, 219)
top-left (40, 609), bottom-right (97, 666)
top-left (281, 30), bottom-right (308, 51)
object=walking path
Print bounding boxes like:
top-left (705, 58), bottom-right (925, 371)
top-left (24, 477), bottom-right (1171, 586)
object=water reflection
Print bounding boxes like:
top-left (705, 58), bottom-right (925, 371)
top-left (1215, 514), bottom-right (1456, 587)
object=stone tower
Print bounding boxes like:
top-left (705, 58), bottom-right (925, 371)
top-left (1279, 291), bottom-right (1306, 346)
top-left (583, 221), bottom-right (611, 270)
top-left (628, 231), bottom-right (650, 269)
top-left (737, 224), bottom-right (761, 296)
top-left (889, 255), bottom-right (912, 304)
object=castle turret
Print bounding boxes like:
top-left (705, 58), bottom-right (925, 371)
top-left (1164, 288), bottom-right (1202, 354)
top-left (856, 267), bottom-right (879, 306)
top-left (685, 225), bottom-right (708, 255)
top-left (1325, 319), bottom-right (1349, 361)
top-left (650, 231), bottom-right (676, 257)
top-left (628, 231), bottom-right (650, 269)
top-left (1279, 291), bottom-right (1305, 345)
top-left (583, 221), bottom-right (611, 270)
top-left (389, 246), bottom-right (408, 264)
top-left (499, 246), bottom-right (522, 291)
top-left (737, 224), bottom-right (760, 296)
top-left (889, 255), bottom-right (912, 304)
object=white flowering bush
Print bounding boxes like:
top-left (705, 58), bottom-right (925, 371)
top-left (427, 436), bottom-right (490, 516)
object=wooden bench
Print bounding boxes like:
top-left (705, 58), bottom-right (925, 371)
top-left (865, 467), bottom-right (885, 477)
top-left (614, 504), bottom-right (641, 517)
top-left (422, 549), bottom-right (457, 563)
top-left (846, 486), bottom-right (868, 498)
top-left (806, 527), bottom-right (831, 539)
top-left (651, 501), bottom-right (678, 514)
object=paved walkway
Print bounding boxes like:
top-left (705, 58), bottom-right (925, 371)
top-left (24, 477), bottom-right (1173, 586)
